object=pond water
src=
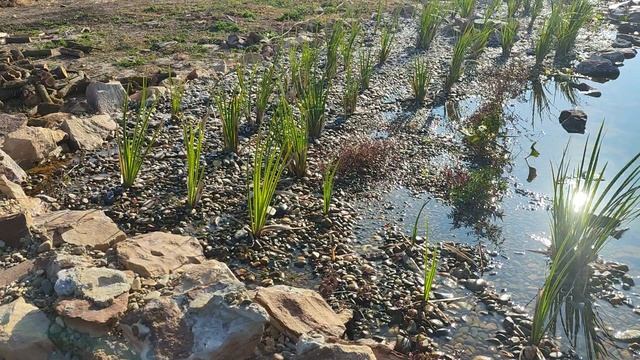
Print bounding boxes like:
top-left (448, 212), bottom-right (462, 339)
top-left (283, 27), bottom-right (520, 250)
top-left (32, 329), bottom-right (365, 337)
top-left (355, 58), bottom-right (640, 358)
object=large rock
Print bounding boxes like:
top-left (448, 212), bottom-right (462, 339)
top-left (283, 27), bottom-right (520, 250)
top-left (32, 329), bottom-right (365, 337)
top-left (599, 50), bottom-right (625, 64)
top-left (255, 285), bottom-right (352, 339)
top-left (296, 334), bottom-right (376, 360)
top-left (55, 292), bottom-right (128, 329)
top-left (0, 149), bottom-right (27, 182)
top-left (575, 56), bottom-right (620, 79)
top-left (0, 297), bottom-right (54, 360)
top-left (0, 113), bottom-right (27, 137)
top-left (33, 209), bottom-right (126, 250)
top-left (120, 260), bottom-right (269, 360)
top-left (0, 259), bottom-right (35, 288)
top-left (86, 81), bottom-right (127, 114)
top-left (60, 114), bottom-right (117, 150)
top-left (54, 267), bottom-right (131, 307)
top-left (1, 126), bottom-right (66, 168)
top-left (0, 212), bottom-right (31, 248)
top-left (116, 232), bottom-right (205, 278)
top-left (559, 109), bottom-right (587, 134)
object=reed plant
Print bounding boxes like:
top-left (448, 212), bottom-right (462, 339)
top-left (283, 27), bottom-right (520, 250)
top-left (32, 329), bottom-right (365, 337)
top-left (214, 89), bottom-right (244, 153)
top-left (534, 6), bottom-right (561, 66)
top-left (326, 21), bottom-right (344, 81)
top-left (445, 28), bottom-right (474, 91)
top-left (117, 82), bottom-right (161, 188)
top-left (500, 18), bottom-right (519, 57)
top-left (290, 44), bottom-right (318, 98)
top-left (255, 64), bottom-right (276, 126)
top-left (236, 63), bottom-right (252, 121)
top-left (322, 159), bottom-right (339, 216)
top-left (527, 0), bottom-right (543, 32)
top-left (555, 0), bottom-right (593, 58)
top-left (378, 26), bottom-right (395, 65)
top-left (278, 95), bottom-right (307, 177)
top-left (248, 130), bottom-right (289, 238)
top-left (524, 125), bottom-right (640, 359)
top-left (373, 0), bottom-right (384, 34)
top-left (506, 0), bottom-right (520, 18)
top-left (343, 67), bottom-right (359, 117)
top-left (341, 22), bottom-right (361, 71)
top-left (183, 117), bottom-right (206, 208)
top-left (299, 74), bottom-right (329, 140)
top-left (358, 49), bottom-right (374, 91)
top-left (470, 24), bottom-right (493, 58)
top-left (411, 57), bottom-right (429, 104)
top-left (417, 1), bottom-right (443, 50)
top-left (455, 0), bottom-right (476, 19)
top-left (168, 76), bottom-right (184, 119)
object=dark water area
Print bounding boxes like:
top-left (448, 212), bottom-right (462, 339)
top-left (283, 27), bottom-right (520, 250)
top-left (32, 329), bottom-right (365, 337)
top-left (354, 58), bottom-right (640, 358)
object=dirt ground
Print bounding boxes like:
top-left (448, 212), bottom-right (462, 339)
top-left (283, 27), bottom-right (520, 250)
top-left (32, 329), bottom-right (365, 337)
top-left (1, 0), bottom-right (402, 79)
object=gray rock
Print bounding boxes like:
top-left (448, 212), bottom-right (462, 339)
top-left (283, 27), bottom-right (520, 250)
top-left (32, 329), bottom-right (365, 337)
top-left (559, 109), bottom-right (587, 134)
top-left (599, 51), bottom-right (625, 64)
top-left (0, 297), bottom-right (54, 360)
top-left (86, 81), bottom-right (127, 114)
top-left (0, 113), bottom-right (27, 138)
top-left (54, 267), bottom-right (131, 307)
top-left (575, 56), bottom-right (620, 79)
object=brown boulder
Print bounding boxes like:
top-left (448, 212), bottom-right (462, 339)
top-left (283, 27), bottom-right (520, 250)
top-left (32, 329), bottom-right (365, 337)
top-left (60, 114), bottom-right (116, 150)
top-left (295, 334), bottom-right (376, 360)
top-left (255, 285), bottom-right (352, 339)
top-left (56, 292), bottom-right (128, 328)
top-left (116, 232), bottom-right (205, 278)
top-left (0, 259), bottom-right (35, 288)
top-left (0, 297), bottom-right (54, 360)
top-left (0, 212), bottom-right (31, 248)
top-left (33, 209), bottom-right (126, 250)
top-left (0, 149), bottom-right (27, 182)
top-left (0, 113), bottom-right (27, 137)
top-left (1, 126), bottom-right (66, 168)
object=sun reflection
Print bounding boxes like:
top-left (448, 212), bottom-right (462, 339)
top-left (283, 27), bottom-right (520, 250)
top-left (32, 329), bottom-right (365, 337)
top-left (572, 190), bottom-right (589, 212)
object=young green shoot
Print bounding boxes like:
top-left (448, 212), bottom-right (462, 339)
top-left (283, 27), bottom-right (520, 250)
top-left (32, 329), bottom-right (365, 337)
top-left (183, 116), bottom-right (206, 208)
top-left (255, 64), bottom-right (276, 126)
top-left (343, 67), bottom-right (359, 117)
top-left (168, 76), bottom-right (185, 119)
top-left (555, 0), bottom-right (593, 59)
top-left (341, 22), bottom-right (361, 71)
top-left (299, 75), bottom-right (329, 140)
top-left (417, 1), bottom-right (442, 50)
top-left (527, 0), bottom-right (543, 33)
top-left (411, 57), bottom-right (429, 104)
top-left (358, 49), bottom-right (374, 91)
top-left (322, 159), bottom-right (339, 216)
top-left (326, 21), bottom-right (344, 81)
top-left (446, 28), bottom-right (474, 91)
top-left (378, 26), bottom-right (395, 65)
top-left (279, 95), bottom-right (307, 177)
top-left (117, 81), bottom-right (161, 188)
top-left (214, 89), bottom-right (243, 153)
top-left (534, 5), bottom-right (561, 67)
top-left (500, 18), bottom-right (519, 57)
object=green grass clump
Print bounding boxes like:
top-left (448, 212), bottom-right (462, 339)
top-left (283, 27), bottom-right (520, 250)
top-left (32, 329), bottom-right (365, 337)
top-left (278, 95), bottom-right (307, 177)
top-left (411, 58), bottom-right (429, 104)
top-left (255, 64), bottom-right (276, 126)
top-left (343, 67), bottom-right (359, 117)
top-left (322, 159), bottom-right (339, 216)
top-left (341, 22), bottom-right (361, 71)
top-left (183, 118), bottom-right (206, 208)
top-left (326, 21), bottom-right (344, 81)
top-left (455, 0), bottom-right (476, 19)
top-left (500, 18), bottom-right (519, 57)
top-left (248, 130), bottom-right (289, 238)
top-left (378, 26), bottom-right (395, 65)
top-left (528, 0), bottom-right (543, 32)
top-left (358, 49), bottom-right (374, 91)
top-left (506, 0), bottom-right (520, 18)
top-left (534, 5), bottom-right (561, 66)
top-left (117, 82), bottom-right (161, 188)
top-left (214, 89), bottom-right (244, 153)
top-left (470, 24), bottom-right (493, 58)
top-left (210, 19), bottom-right (240, 33)
top-left (290, 44), bottom-right (318, 98)
top-left (299, 75), bottom-right (329, 140)
top-left (445, 29), bottom-right (474, 91)
top-left (525, 125), bottom-right (640, 359)
top-left (417, 1), bottom-right (443, 50)
top-left (555, 0), bottom-right (593, 58)
top-left (168, 76), bottom-right (184, 119)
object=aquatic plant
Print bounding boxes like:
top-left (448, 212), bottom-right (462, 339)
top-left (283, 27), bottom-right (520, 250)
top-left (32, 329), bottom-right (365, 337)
top-left (522, 0), bottom-right (532, 15)
top-left (445, 28), bottom-right (474, 91)
top-left (411, 57), bottom-right (429, 104)
top-left (183, 117), bottom-right (206, 208)
top-left (326, 21), bottom-right (344, 81)
top-left (378, 26), bottom-right (395, 65)
top-left (525, 125), bottom-right (640, 360)
top-left (343, 67), bottom-right (359, 117)
top-left (214, 89), bottom-right (244, 153)
top-left (168, 76), bottom-right (184, 119)
top-left (248, 130), bottom-right (289, 238)
top-left (358, 49), bottom-right (374, 91)
top-left (279, 95), bottom-right (307, 177)
top-left (500, 18), bottom-right (519, 57)
top-left (470, 23), bottom-right (494, 58)
top-left (527, 0), bottom-right (543, 32)
top-left (322, 159), bottom-right (339, 216)
top-left (450, 166), bottom-right (507, 209)
top-left (417, 1), bottom-right (442, 50)
top-left (255, 64), bottom-right (276, 126)
top-left (341, 22), bottom-right (361, 71)
top-left (117, 81), bottom-right (161, 188)
top-left (534, 5), bottom-right (561, 66)
top-left (555, 0), bottom-right (593, 58)
top-left (455, 0), bottom-right (476, 19)
top-left (423, 227), bottom-right (438, 303)
top-left (299, 74), bottom-right (329, 140)
top-left (411, 202), bottom-right (428, 245)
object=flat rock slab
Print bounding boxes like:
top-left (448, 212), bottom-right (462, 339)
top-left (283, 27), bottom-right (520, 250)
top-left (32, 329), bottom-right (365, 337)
top-left (171, 260), bottom-right (242, 294)
top-left (54, 267), bottom-right (131, 307)
top-left (0, 149), bottom-right (27, 183)
top-left (116, 231), bottom-right (205, 278)
top-left (0, 297), bottom-right (54, 360)
top-left (56, 292), bottom-right (128, 324)
top-left (1, 126), bottom-right (66, 169)
top-left (0, 113), bottom-right (27, 137)
top-left (0, 259), bottom-right (35, 288)
top-left (255, 285), bottom-right (352, 339)
top-left (61, 114), bottom-right (116, 150)
top-left (33, 209), bottom-right (126, 251)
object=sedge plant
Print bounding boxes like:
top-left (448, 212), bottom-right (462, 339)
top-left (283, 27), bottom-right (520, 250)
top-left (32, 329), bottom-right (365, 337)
top-left (168, 76), bottom-right (185, 119)
top-left (555, 0), bottom-right (593, 59)
top-left (534, 5), bottom-right (561, 67)
top-left (378, 25), bottom-right (395, 65)
top-left (341, 22), bottom-right (361, 71)
top-left (527, 0), bottom-right (543, 33)
top-left (411, 57), bottom-right (429, 104)
top-left (523, 125), bottom-right (640, 360)
top-left (279, 95), bottom-right (308, 177)
top-left (182, 117), bottom-right (206, 208)
top-left (255, 64), bottom-right (276, 126)
top-left (358, 49), bottom-right (374, 91)
top-left (417, 1), bottom-right (443, 50)
top-left (299, 73), bottom-right (329, 140)
top-left (248, 129), bottom-right (290, 238)
top-left (500, 18), bottom-right (519, 57)
top-left (445, 28), bottom-right (474, 91)
top-left (343, 67), bottom-right (359, 117)
top-left (322, 159), bottom-right (339, 216)
top-left (507, 0), bottom-right (520, 18)
top-left (326, 21), bottom-right (344, 81)
top-left (117, 82), bottom-right (161, 188)
top-left (455, 0), bottom-right (476, 19)
top-left (214, 89), bottom-right (244, 153)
